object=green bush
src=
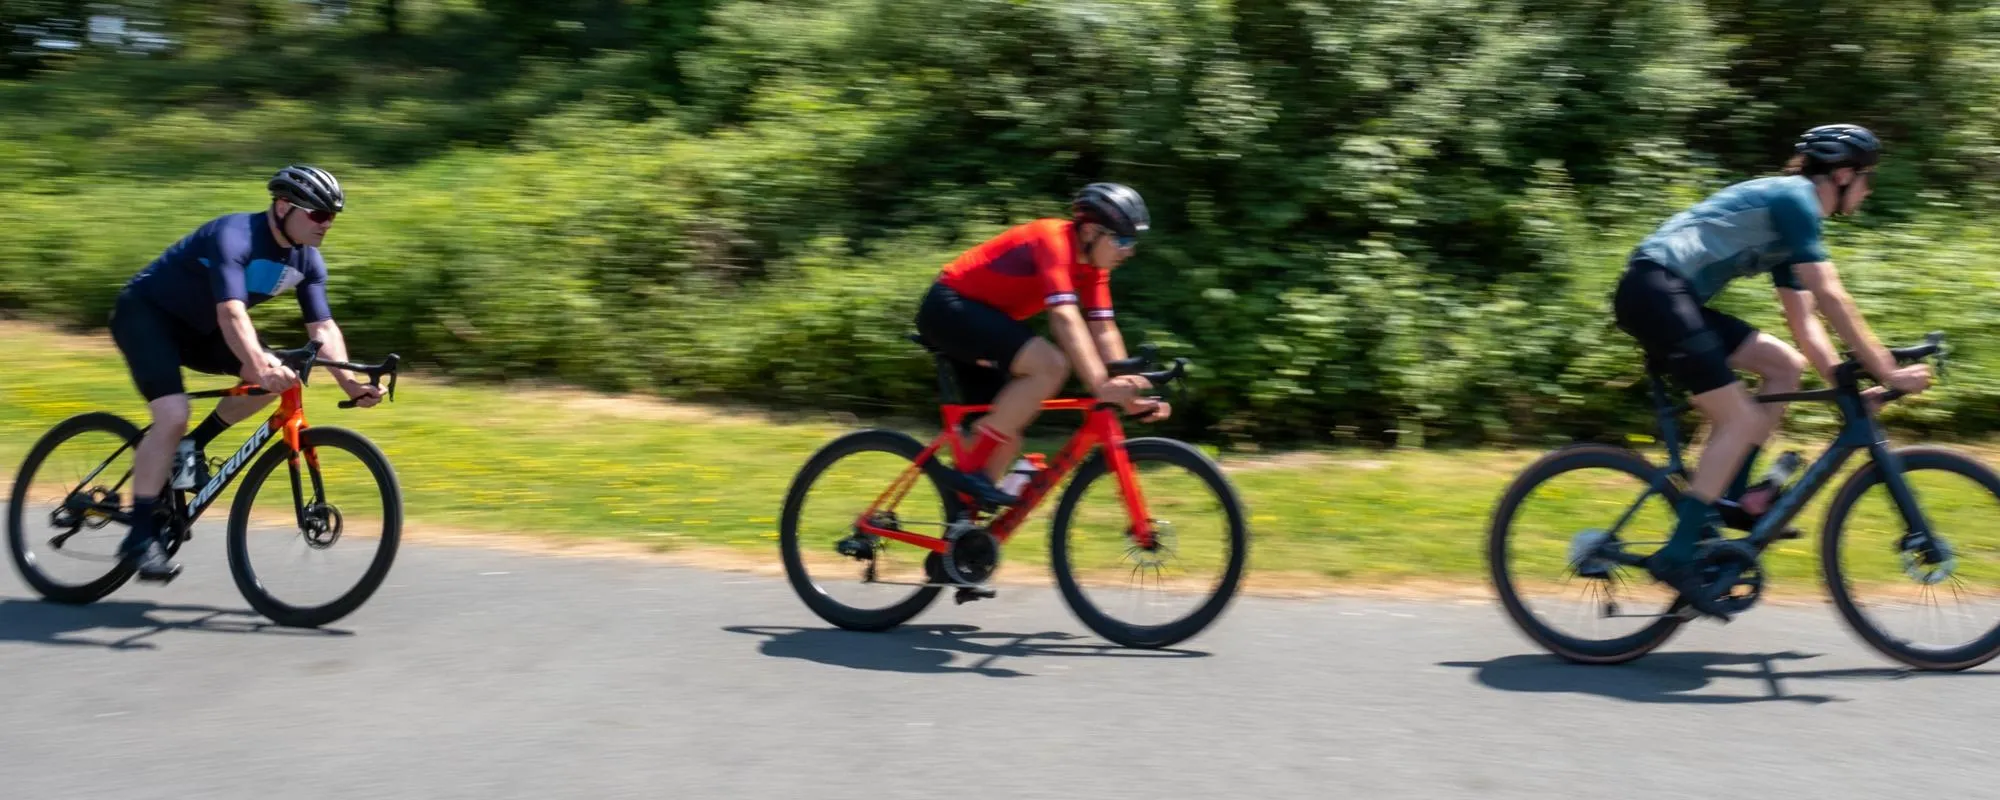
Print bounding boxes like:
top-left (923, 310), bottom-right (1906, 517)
top-left (6, 0), bottom-right (2000, 447)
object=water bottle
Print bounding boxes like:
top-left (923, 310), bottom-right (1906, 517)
top-left (997, 454), bottom-right (1046, 496)
top-left (1764, 451), bottom-right (1803, 489)
top-left (170, 439), bottom-right (199, 490)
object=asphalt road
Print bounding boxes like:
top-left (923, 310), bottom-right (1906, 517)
top-left (5, 518), bottom-right (1999, 799)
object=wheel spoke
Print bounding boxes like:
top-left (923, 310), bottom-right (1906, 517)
top-left (1490, 445), bottom-right (1684, 664)
top-left (1050, 439), bottom-right (1246, 649)
top-left (1825, 447), bottom-right (2000, 671)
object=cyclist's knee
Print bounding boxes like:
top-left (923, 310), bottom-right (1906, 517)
top-left (1733, 334), bottom-right (1806, 388)
top-left (1012, 338), bottom-right (1068, 382)
top-left (147, 395), bottom-right (192, 433)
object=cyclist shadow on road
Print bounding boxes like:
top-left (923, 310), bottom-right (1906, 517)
top-left (725, 624), bottom-right (1209, 678)
top-left (0, 596), bottom-right (352, 651)
top-left (1438, 651), bottom-right (2000, 705)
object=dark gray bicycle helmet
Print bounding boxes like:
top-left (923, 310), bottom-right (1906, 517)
top-left (1795, 124), bottom-right (1881, 173)
top-left (1071, 182), bottom-right (1150, 238)
top-left (267, 164), bottom-right (345, 213)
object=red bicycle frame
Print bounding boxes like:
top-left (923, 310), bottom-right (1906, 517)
top-left (851, 398), bottom-right (1159, 553)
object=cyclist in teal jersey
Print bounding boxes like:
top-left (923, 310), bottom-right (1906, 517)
top-left (1612, 124), bottom-right (1932, 618)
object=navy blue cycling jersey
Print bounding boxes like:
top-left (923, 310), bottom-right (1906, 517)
top-left (125, 211), bottom-right (332, 333)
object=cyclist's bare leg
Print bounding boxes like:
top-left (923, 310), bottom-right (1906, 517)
top-left (125, 394), bottom-right (191, 577)
top-left (1687, 384), bottom-right (1770, 505)
top-left (132, 394), bottom-right (191, 502)
top-left (1726, 334), bottom-right (1807, 514)
top-left (971, 338), bottom-right (1068, 482)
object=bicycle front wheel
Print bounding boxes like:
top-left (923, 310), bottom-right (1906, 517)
top-left (226, 426), bottom-right (402, 628)
top-left (1822, 446), bottom-right (2000, 671)
top-left (1050, 437), bottom-right (1248, 649)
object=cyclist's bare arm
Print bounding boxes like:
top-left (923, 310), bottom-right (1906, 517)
top-left (1047, 303), bottom-right (1111, 391)
top-left (215, 300), bottom-right (295, 391)
top-left (1088, 318), bottom-right (1128, 363)
top-left (1795, 262), bottom-right (1895, 375)
top-left (1776, 287), bottom-right (1841, 385)
top-left (1796, 261), bottom-right (1929, 393)
top-left (215, 300), bottom-right (264, 366)
top-left (306, 318), bottom-right (362, 386)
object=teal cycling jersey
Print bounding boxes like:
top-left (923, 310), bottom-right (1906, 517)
top-left (1633, 175), bottom-right (1828, 303)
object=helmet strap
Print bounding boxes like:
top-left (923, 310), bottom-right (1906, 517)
top-left (1831, 170), bottom-right (1864, 216)
top-left (1075, 222), bottom-right (1103, 265)
top-left (272, 202), bottom-right (300, 248)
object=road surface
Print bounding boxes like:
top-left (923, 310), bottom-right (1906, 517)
top-left (4, 518), bottom-right (1998, 799)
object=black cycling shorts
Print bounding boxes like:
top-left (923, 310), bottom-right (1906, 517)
top-left (1612, 258), bottom-right (1756, 394)
top-left (914, 281), bottom-right (1038, 405)
top-left (110, 289), bottom-right (244, 401)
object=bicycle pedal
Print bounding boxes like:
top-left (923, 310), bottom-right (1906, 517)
top-left (135, 567), bottom-right (183, 585)
top-left (954, 586), bottom-right (997, 604)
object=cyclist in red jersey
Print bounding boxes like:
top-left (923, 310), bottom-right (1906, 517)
top-left (915, 183), bottom-right (1166, 507)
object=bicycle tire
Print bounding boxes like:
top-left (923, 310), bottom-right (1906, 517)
top-left (1487, 443), bottom-right (1686, 664)
top-left (226, 426), bottom-right (403, 628)
top-left (7, 412), bottom-right (144, 604)
top-left (1049, 437), bottom-right (1248, 649)
top-left (778, 428), bottom-right (964, 632)
top-left (1820, 446), bottom-right (2000, 671)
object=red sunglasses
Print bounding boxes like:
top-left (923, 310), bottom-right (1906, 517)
top-left (285, 204), bottom-right (338, 224)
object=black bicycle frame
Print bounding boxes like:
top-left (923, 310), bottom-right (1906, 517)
top-left (1604, 369), bottom-right (1935, 563)
top-left (182, 408), bottom-right (281, 522)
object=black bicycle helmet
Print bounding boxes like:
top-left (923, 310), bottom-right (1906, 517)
top-left (267, 164), bottom-right (345, 213)
top-left (1071, 182), bottom-right (1150, 238)
top-left (1795, 124), bottom-right (1881, 173)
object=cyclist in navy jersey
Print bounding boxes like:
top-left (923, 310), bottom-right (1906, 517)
top-left (111, 165), bottom-right (383, 582)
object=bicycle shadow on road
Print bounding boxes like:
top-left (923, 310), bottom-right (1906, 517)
top-left (725, 624), bottom-right (1209, 678)
top-left (0, 596), bottom-right (352, 651)
top-left (1438, 651), bottom-right (2000, 705)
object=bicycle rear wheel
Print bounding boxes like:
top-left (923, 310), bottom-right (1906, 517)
top-left (1488, 444), bottom-right (1686, 664)
top-left (226, 426), bottom-right (402, 628)
top-left (779, 429), bottom-right (965, 632)
top-left (7, 412), bottom-right (144, 604)
top-left (1049, 438), bottom-right (1248, 649)
top-left (1822, 446), bottom-right (2000, 671)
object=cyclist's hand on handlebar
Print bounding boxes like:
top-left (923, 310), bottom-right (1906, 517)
top-left (1885, 364), bottom-right (1932, 395)
top-left (243, 352), bottom-right (299, 393)
top-left (342, 382), bottom-right (385, 409)
top-left (1093, 375), bottom-right (1150, 406)
top-left (1132, 399), bottom-right (1172, 423)
top-left (1861, 385), bottom-right (1892, 411)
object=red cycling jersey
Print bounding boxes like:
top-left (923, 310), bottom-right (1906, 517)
top-left (937, 219), bottom-right (1113, 322)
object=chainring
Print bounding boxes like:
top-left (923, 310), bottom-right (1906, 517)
top-left (941, 524), bottom-right (1000, 585)
top-left (1696, 539), bottom-right (1764, 615)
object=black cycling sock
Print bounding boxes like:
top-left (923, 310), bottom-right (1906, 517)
top-left (189, 411), bottom-right (231, 451)
top-left (123, 495), bottom-right (159, 553)
top-left (1661, 495), bottom-right (1716, 564)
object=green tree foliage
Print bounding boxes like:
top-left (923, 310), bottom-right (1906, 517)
top-left (4, 0), bottom-right (1999, 446)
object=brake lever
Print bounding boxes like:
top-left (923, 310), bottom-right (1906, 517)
top-left (338, 353), bottom-right (401, 409)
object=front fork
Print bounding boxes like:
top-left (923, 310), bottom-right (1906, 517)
top-left (285, 422), bottom-right (328, 533)
top-left (1870, 442), bottom-right (1951, 572)
top-left (1096, 414), bottom-right (1158, 550)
